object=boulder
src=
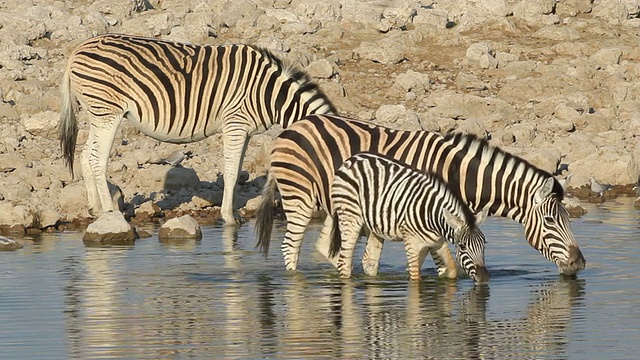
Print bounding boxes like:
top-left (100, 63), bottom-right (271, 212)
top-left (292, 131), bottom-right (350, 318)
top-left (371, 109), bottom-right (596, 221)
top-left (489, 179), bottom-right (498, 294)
top-left (0, 236), bottom-right (23, 251)
top-left (82, 212), bottom-right (136, 245)
top-left (135, 201), bottom-right (162, 220)
top-left (163, 166), bottom-right (201, 192)
top-left (20, 110), bottom-right (58, 137)
top-left (466, 42), bottom-right (498, 69)
top-left (305, 58), bottom-right (338, 79)
top-left (374, 104), bottom-right (421, 130)
top-left (158, 215), bottom-right (202, 240)
top-left (589, 47), bottom-right (623, 69)
top-left (355, 34), bottom-right (408, 64)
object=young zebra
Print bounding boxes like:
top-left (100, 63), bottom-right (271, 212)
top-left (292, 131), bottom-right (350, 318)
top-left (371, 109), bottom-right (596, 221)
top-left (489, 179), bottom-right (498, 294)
top-left (59, 34), bottom-right (335, 224)
top-left (256, 114), bottom-right (585, 277)
top-left (329, 153), bottom-right (489, 282)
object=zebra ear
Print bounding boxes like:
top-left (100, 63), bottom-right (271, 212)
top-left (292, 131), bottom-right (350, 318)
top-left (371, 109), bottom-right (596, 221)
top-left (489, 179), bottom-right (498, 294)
top-left (475, 207), bottom-right (490, 225)
top-left (443, 209), bottom-right (465, 233)
top-left (534, 177), bottom-right (555, 204)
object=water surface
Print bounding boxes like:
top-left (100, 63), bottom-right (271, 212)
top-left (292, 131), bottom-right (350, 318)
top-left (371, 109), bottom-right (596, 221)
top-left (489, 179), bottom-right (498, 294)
top-left (1, 197), bottom-right (639, 359)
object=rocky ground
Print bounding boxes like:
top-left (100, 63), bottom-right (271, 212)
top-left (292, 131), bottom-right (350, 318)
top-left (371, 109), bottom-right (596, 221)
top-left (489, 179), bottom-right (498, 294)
top-left (0, 0), bottom-right (639, 236)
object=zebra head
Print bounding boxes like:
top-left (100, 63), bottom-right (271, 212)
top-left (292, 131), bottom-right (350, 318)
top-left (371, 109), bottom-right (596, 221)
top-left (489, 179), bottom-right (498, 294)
top-left (443, 210), bottom-right (489, 283)
top-left (525, 177), bottom-right (585, 276)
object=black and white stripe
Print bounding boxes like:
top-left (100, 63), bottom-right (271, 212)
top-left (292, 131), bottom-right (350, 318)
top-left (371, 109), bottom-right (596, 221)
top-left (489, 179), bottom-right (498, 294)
top-left (329, 153), bottom-right (489, 282)
top-left (59, 34), bottom-right (335, 223)
top-left (255, 114), bottom-right (585, 276)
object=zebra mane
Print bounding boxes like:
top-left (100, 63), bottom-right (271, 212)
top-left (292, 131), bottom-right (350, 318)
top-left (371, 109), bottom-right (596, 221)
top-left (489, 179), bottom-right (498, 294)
top-left (249, 45), bottom-right (337, 114)
top-left (443, 132), bottom-right (564, 200)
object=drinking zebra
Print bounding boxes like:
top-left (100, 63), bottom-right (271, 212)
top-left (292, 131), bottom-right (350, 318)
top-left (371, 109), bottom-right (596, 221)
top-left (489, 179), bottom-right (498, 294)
top-left (329, 153), bottom-right (489, 282)
top-left (255, 114), bottom-right (585, 276)
top-left (59, 34), bottom-right (335, 224)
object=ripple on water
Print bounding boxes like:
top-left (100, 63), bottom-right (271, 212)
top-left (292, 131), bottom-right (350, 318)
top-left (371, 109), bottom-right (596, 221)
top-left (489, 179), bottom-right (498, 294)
top-left (0, 198), bottom-right (638, 359)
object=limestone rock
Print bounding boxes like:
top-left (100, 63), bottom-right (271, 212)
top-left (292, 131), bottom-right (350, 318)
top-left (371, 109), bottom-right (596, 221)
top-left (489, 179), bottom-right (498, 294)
top-left (305, 59), bottom-right (338, 79)
top-left (20, 110), bottom-right (58, 137)
top-left (532, 26), bottom-right (581, 41)
top-left (455, 72), bottom-right (488, 91)
top-left (394, 70), bottom-right (431, 94)
top-left (563, 197), bottom-right (587, 218)
top-left (0, 236), bottom-right (23, 251)
top-left (374, 105), bottom-right (421, 130)
top-left (355, 36), bottom-right (407, 65)
top-left (512, 0), bottom-right (558, 25)
top-left (589, 47), bottom-right (623, 69)
top-left (466, 42), bottom-right (498, 69)
top-left (158, 215), bottom-right (202, 240)
top-left (135, 201), bottom-right (162, 219)
top-left (83, 211), bottom-right (136, 245)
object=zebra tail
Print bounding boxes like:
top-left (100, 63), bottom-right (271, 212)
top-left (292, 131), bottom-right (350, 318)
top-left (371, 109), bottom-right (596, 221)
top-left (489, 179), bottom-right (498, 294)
top-left (255, 169), bottom-right (276, 256)
top-left (329, 212), bottom-right (342, 259)
top-left (58, 66), bottom-right (78, 178)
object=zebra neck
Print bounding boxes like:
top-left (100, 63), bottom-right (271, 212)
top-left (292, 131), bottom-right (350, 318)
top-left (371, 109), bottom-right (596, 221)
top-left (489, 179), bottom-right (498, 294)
top-left (434, 136), bottom-right (539, 225)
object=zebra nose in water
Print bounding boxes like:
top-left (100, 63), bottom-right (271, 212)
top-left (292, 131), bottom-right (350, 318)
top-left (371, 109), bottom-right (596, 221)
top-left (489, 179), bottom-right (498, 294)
top-left (472, 266), bottom-right (490, 283)
top-left (561, 246), bottom-right (586, 275)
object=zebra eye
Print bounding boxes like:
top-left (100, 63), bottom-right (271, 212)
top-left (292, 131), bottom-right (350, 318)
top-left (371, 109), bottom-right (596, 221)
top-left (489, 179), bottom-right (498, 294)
top-left (543, 216), bottom-right (555, 224)
top-left (458, 243), bottom-right (467, 251)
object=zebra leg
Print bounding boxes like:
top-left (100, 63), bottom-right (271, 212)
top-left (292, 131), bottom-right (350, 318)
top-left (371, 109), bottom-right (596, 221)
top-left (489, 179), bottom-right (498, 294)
top-left (281, 203), bottom-right (315, 271)
top-left (315, 216), bottom-right (337, 266)
top-left (429, 240), bottom-right (458, 279)
top-left (336, 216), bottom-right (362, 278)
top-left (82, 116), bottom-right (121, 216)
top-left (403, 237), bottom-right (423, 281)
top-left (362, 233), bottom-right (385, 276)
top-left (81, 149), bottom-right (102, 216)
top-left (220, 127), bottom-right (250, 225)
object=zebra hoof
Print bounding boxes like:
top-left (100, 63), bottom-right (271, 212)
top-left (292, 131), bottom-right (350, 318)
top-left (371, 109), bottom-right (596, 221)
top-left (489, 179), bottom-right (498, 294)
top-left (437, 266), bottom-right (458, 279)
top-left (222, 213), bottom-right (244, 226)
top-left (362, 261), bottom-right (379, 276)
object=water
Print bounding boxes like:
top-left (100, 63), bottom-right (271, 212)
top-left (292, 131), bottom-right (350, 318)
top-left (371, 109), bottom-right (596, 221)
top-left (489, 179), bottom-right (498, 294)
top-left (0, 197), bottom-right (638, 359)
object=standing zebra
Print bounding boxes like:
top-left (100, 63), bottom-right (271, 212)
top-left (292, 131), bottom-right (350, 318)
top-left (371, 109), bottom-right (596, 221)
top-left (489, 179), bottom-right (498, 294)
top-left (59, 34), bottom-right (335, 224)
top-left (255, 114), bottom-right (585, 276)
top-left (329, 153), bottom-right (489, 282)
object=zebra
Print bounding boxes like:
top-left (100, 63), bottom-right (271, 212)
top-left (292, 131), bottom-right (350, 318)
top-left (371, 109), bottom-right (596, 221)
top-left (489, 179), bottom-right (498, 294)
top-left (255, 114), bottom-right (585, 277)
top-left (328, 153), bottom-right (489, 282)
top-left (59, 34), bottom-right (335, 224)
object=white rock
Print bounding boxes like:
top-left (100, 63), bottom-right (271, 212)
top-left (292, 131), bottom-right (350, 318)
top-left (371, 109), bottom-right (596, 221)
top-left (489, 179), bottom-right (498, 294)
top-left (394, 70), bottom-right (430, 94)
top-left (135, 201), bottom-right (162, 218)
top-left (374, 105), bottom-right (421, 130)
top-left (83, 211), bottom-right (136, 245)
top-left (305, 59), bottom-right (337, 79)
top-left (158, 215), bottom-right (202, 240)
top-left (0, 236), bottom-right (23, 251)
top-left (355, 37), bottom-right (407, 65)
top-left (532, 26), bottom-right (581, 41)
top-left (589, 48), bottom-right (623, 69)
top-left (20, 110), bottom-right (58, 137)
top-left (466, 42), bottom-right (498, 69)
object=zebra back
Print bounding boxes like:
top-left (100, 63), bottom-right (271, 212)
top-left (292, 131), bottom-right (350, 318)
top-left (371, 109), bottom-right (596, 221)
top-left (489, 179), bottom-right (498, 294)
top-left (60, 34), bottom-right (336, 173)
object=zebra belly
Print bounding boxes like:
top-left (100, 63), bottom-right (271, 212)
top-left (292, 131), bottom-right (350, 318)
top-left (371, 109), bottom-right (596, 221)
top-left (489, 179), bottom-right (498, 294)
top-left (124, 113), bottom-right (213, 144)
